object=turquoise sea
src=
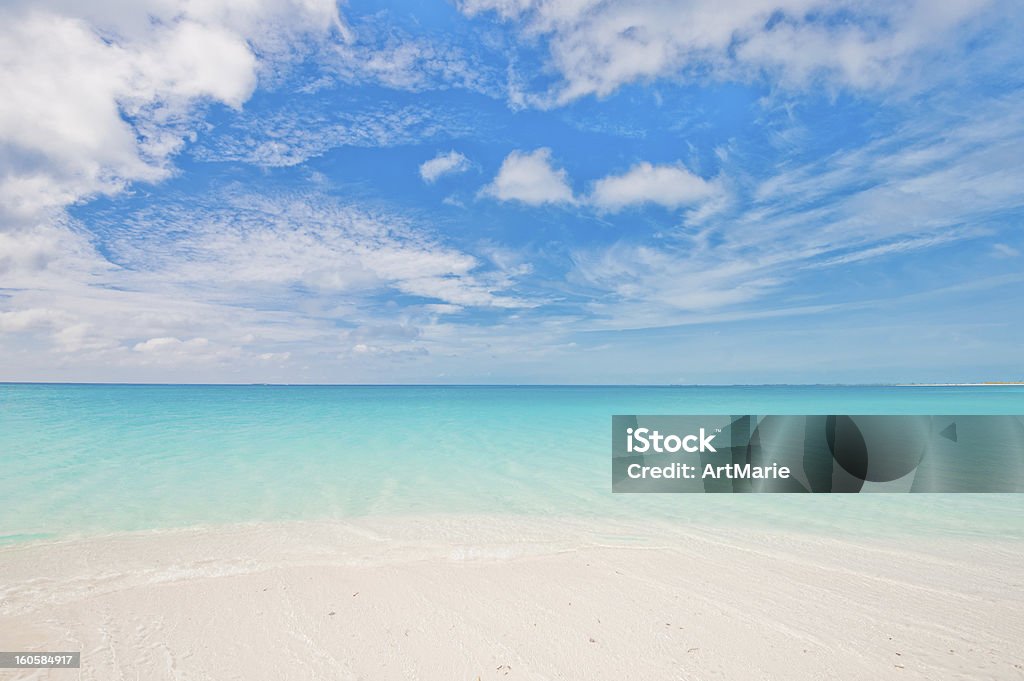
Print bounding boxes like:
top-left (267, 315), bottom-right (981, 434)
top-left (2, 384), bottom-right (1023, 544)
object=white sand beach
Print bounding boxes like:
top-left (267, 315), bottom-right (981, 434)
top-left (2, 516), bottom-right (1022, 681)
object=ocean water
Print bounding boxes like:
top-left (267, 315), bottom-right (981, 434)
top-left (1, 384), bottom-right (1023, 544)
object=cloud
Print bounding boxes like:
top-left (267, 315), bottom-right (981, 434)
top-left (483, 154), bottom-right (725, 216)
top-left (461, 0), bottom-right (993, 105)
top-left (194, 103), bottom-right (477, 168)
top-left (327, 26), bottom-right (499, 96)
top-left (590, 162), bottom-right (722, 211)
top-left (568, 96), bottom-right (1024, 331)
top-left (342, 320), bottom-right (429, 360)
top-left (133, 336), bottom-right (208, 354)
top-left (131, 336), bottom-right (244, 366)
top-left (0, 308), bottom-right (70, 333)
top-left (0, 220), bottom-right (107, 277)
top-left (0, 0), bottom-right (343, 225)
top-left (1, 0), bottom-right (1020, 384)
top-left (481, 148), bottom-right (574, 205)
top-left (420, 150), bottom-right (471, 183)
top-left (108, 191), bottom-right (532, 310)
top-left (572, 242), bottom-right (778, 316)
top-left (0, 183), bottom-right (541, 381)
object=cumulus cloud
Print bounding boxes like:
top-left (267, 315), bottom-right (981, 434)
top-left (460, 0), bottom-right (990, 104)
top-left (483, 154), bottom-right (724, 215)
top-left (0, 0), bottom-right (342, 225)
top-left (481, 148), bottom-right (574, 205)
top-left (590, 162), bottom-right (722, 211)
top-left (419, 150), bottom-right (471, 183)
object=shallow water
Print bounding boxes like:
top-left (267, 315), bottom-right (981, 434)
top-left (1, 384), bottom-right (1023, 542)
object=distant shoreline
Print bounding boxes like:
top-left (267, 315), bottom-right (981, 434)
top-left (896, 382), bottom-right (1024, 386)
top-left (2, 381), bottom-right (1023, 387)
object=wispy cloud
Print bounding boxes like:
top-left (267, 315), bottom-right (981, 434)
top-left (0, 187), bottom-right (539, 379)
top-left (993, 243), bottom-right (1020, 258)
top-left (110, 190), bottom-right (532, 309)
top-left (327, 26), bottom-right (501, 96)
top-left (194, 104), bottom-right (476, 167)
top-left (566, 95), bottom-right (1024, 331)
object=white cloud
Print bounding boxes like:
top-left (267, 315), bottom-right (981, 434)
top-left (571, 240), bottom-right (783, 325)
top-left (0, 0), bottom-right (343, 225)
top-left (419, 151), bottom-right (472, 183)
top-left (993, 243), bottom-right (1020, 258)
top-left (423, 303), bottom-right (464, 315)
top-left (131, 336), bottom-right (243, 365)
top-left (110, 190), bottom-right (532, 311)
top-left (0, 186), bottom-right (539, 381)
top-left (567, 98), bottom-right (1024, 331)
top-left (133, 337), bottom-right (209, 353)
top-left (481, 148), bottom-right (574, 205)
top-left (194, 104), bottom-right (474, 168)
top-left (0, 308), bottom-right (70, 332)
top-left (483, 154), bottom-right (726, 216)
top-left (0, 0), bottom-right (353, 378)
top-left (461, 0), bottom-right (992, 105)
top-left (327, 29), bottom-right (498, 96)
top-left (590, 162), bottom-right (721, 211)
top-left (0, 221), bottom-right (107, 277)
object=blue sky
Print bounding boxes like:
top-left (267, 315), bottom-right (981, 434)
top-left (0, 0), bottom-right (1022, 383)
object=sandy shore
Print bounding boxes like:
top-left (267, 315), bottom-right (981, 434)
top-left (1, 515), bottom-right (1022, 680)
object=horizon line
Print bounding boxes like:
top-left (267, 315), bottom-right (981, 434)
top-left (2, 381), bottom-right (1023, 388)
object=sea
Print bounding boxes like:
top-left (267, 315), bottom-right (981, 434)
top-left (2, 384), bottom-right (1023, 544)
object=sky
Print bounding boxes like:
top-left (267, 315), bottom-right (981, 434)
top-left (0, 0), bottom-right (1022, 384)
